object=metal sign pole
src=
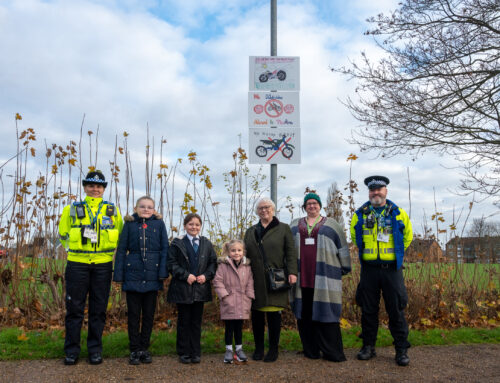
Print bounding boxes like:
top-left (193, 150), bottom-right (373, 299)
top-left (270, 0), bottom-right (277, 205)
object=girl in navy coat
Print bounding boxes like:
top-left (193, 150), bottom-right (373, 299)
top-left (114, 196), bottom-right (169, 365)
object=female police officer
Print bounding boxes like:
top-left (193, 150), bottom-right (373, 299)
top-left (59, 171), bottom-right (123, 365)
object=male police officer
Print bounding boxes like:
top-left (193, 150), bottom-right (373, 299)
top-left (59, 171), bottom-right (123, 365)
top-left (350, 175), bottom-right (413, 366)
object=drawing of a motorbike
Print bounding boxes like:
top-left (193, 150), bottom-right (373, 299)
top-left (259, 69), bottom-right (286, 82)
top-left (255, 135), bottom-right (294, 159)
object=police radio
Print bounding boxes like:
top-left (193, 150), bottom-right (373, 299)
top-left (105, 205), bottom-right (115, 217)
top-left (75, 205), bottom-right (86, 219)
top-left (366, 213), bottom-right (375, 229)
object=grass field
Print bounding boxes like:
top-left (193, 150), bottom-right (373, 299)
top-left (0, 326), bottom-right (499, 361)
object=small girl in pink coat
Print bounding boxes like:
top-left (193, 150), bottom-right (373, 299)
top-left (213, 239), bottom-right (255, 364)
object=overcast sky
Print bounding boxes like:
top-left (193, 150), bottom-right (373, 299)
top-left (1, 0), bottom-right (497, 241)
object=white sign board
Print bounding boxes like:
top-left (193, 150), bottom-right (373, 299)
top-left (249, 128), bottom-right (301, 164)
top-left (249, 56), bottom-right (300, 91)
top-left (249, 91), bottom-right (300, 128)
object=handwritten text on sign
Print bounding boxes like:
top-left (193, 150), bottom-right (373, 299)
top-left (248, 91), bottom-right (300, 128)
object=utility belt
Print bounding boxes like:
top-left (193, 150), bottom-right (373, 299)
top-left (362, 261), bottom-right (396, 270)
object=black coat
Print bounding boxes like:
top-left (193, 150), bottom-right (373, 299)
top-left (167, 235), bottom-right (217, 304)
top-left (113, 213), bottom-right (169, 292)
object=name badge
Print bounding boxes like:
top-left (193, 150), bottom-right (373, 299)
top-left (305, 238), bottom-right (315, 245)
top-left (84, 228), bottom-right (98, 243)
top-left (377, 232), bottom-right (389, 243)
top-left (102, 216), bottom-right (111, 225)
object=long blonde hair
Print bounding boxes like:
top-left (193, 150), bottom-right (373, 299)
top-left (222, 239), bottom-right (246, 258)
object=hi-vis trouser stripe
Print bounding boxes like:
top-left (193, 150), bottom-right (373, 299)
top-left (69, 249), bottom-right (116, 254)
top-left (363, 228), bottom-right (393, 235)
top-left (363, 248), bottom-right (395, 254)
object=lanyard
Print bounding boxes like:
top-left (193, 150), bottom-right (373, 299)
top-left (306, 216), bottom-right (321, 236)
top-left (370, 205), bottom-right (387, 229)
top-left (84, 201), bottom-right (104, 229)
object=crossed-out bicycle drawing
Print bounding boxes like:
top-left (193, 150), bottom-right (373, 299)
top-left (255, 135), bottom-right (295, 159)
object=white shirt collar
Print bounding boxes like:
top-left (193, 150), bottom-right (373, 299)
top-left (186, 233), bottom-right (199, 242)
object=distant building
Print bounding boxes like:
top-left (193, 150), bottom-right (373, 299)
top-left (445, 236), bottom-right (500, 263)
top-left (406, 238), bottom-right (445, 263)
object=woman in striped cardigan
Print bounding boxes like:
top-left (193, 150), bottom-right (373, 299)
top-left (290, 192), bottom-right (351, 362)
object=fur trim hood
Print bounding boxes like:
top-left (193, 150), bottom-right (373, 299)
top-left (124, 212), bottom-right (163, 222)
top-left (217, 256), bottom-right (250, 266)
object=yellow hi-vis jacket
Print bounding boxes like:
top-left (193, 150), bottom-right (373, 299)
top-left (59, 196), bottom-right (123, 264)
top-left (350, 200), bottom-right (412, 269)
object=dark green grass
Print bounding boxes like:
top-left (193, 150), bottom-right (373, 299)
top-left (1, 326), bottom-right (498, 361)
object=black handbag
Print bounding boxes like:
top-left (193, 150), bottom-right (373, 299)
top-left (258, 240), bottom-right (290, 292)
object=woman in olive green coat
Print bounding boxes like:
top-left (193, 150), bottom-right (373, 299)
top-left (244, 197), bottom-right (298, 362)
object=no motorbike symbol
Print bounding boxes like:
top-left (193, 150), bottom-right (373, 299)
top-left (264, 99), bottom-right (283, 118)
top-left (255, 135), bottom-right (295, 161)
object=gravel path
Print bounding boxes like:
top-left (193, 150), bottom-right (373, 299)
top-left (1, 344), bottom-right (499, 383)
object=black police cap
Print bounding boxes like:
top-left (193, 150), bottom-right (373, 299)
top-left (364, 175), bottom-right (390, 190)
top-left (82, 171), bottom-right (107, 188)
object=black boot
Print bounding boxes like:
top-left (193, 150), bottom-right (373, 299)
top-left (251, 310), bottom-right (265, 361)
top-left (264, 312), bottom-right (281, 362)
top-left (395, 348), bottom-right (410, 366)
top-left (357, 345), bottom-right (376, 360)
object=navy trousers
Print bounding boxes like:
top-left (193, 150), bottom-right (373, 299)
top-left (356, 263), bottom-right (410, 349)
top-left (64, 261), bottom-right (112, 356)
top-left (176, 302), bottom-right (204, 357)
top-left (126, 290), bottom-right (158, 352)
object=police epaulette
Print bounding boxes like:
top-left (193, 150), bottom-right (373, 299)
top-left (361, 202), bottom-right (371, 215)
top-left (103, 201), bottom-right (114, 206)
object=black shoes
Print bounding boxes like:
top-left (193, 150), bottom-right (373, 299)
top-left (64, 354), bottom-right (78, 365)
top-left (130, 350), bottom-right (153, 365)
top-left (303, 351), bottom-right (321, 360)
top-left (357, 345), bottom-right (376, 361)
top-left (252, 349), bottom-right (264, 361)
top-left (395, 348), bottom-right (410, 366)
top-left (140, 350), bottom-right (153, 364)
top-left (129, 352), bottom-right (141, 365)
top-left (178, 354), bottom-right (200, 364)
top-left (88, 352), bottom-right (103, 365)
top-left (263, 348), bottom-right (278, 362)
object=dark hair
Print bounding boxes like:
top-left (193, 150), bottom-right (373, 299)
top-left (183, 213), bottom-right (202, 226)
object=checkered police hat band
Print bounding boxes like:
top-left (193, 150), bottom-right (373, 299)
top-left (84, 176), bottom-right (106, 184)
top-left (368, 179), bottom-right (386, 188)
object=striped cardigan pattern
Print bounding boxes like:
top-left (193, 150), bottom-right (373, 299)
top-left (290, 217), bottom-right (351, 323)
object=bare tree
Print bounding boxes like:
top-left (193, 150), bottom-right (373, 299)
top-left (334, 0), bottom-right (500, 203)
top-left (324, 182), bottom-right (345, 227)
top-left (467, 216), bottom-right (500, 237)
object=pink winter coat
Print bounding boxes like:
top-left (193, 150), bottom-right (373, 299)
top-left (213, 256), bottom-right (255, 320)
